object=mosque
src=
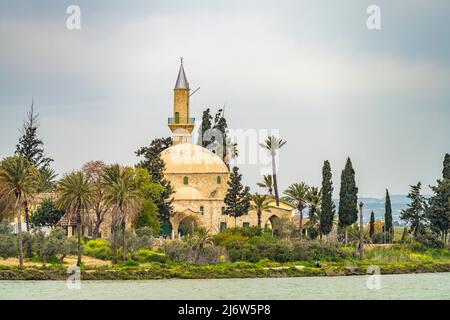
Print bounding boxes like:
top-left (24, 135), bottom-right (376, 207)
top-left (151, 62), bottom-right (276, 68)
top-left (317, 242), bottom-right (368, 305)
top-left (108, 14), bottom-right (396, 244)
top-left (55, 61), bottom-right (296, 238)
top-left (160, 61), bottom-right (295, 236)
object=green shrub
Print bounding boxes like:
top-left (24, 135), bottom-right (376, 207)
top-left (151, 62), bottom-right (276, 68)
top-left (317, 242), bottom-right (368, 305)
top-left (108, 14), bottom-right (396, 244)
top-left (0, 220), bottom-right (14, 235)
top-left (124, 260), bottom-right (139, 266)
top-left (0, 234), bottom-right (17, 259)
top-left (22, 232), bottom-right (35, 259)
top-left (415, 233), bottom-right (444, 249)
top-left (41, 228), bottom-right (77, 264)
top-left (133, 249), bottom-right (167, 263)
top-left (163, 240), bottom-right (228, 264)
top-left (227, 241), bottom-right (260, 263)
top-left (227, 239), bottom-right (352, 263)
top-left (257, 240), bottom-right (294, 263)
top-left (250, 233), bottom-right (277, 246)
top-left (213, 233), bottom-right (248, 247)
top-left (292, 241), bottom-right (352, 262)
top-left (84, 239), bottom-right (112, 260)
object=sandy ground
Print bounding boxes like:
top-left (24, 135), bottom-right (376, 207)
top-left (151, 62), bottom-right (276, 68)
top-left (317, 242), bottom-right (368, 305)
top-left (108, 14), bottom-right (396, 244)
top-left (0, 256), bottom-right (111, 268)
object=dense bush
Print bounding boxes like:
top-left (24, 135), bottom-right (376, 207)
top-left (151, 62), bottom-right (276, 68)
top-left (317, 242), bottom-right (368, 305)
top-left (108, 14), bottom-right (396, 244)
top-left (84, 238), bottom-right (113, 260)
top-left (414, 232), bottom-right (444, 249)
top-left (130, 227), bottom-right (154, 251)
top-left (227, 240), bottom-right (353, 263)
top-left (211, 226), bottom-right (352, 263)
top-left (0, 234), bottom-right (17, 259)
top-left (213, 227), bottom-right (276, 247)
top-left (293, 241), bottom-right (353, 262)
top-left (227, 241), bottom-right (261, 263)
top-left (132, 249), bottom-right (167, 263)
top-left (30, 199), bottom-right (65, 228)
top-left (164, 240), bottom-right (228, 265)
top-left (41, 228), bottom-right (77, 264)
top-left (0, 220), bottom-right (14, 235)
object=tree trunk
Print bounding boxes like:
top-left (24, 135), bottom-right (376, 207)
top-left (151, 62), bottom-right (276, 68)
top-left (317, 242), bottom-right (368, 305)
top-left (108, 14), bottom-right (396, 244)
top-left (92, 220), bottom-right (101, 239)
top-left (257, 210), bottom-right (262, 229)
top-left (15, 197), bottom-right (24, 268)
top-left (93, 204), bottom-right (105, 238)
top-left (345, 227), bottom-right (348, 245)
top-left (121, 220), bottom-right (126, 263)
top-left (359, 204), bottom-right (364, 260)
top-left (24, 200), bottom-right (30, 232)
top-left (271, 155), bottom-right (280, 207)
top-left (112, 225), bottom-right (118, 264)
top-left (299, 210), bottom-right (303, 240)
top-left (76, 209), bottom-right (82, 266)
top-left (93, 212), bottom-right (103, 238)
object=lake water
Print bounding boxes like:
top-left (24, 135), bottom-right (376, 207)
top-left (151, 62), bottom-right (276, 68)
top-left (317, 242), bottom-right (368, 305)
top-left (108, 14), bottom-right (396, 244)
top-left (1, 273), bottom-right (449, 300)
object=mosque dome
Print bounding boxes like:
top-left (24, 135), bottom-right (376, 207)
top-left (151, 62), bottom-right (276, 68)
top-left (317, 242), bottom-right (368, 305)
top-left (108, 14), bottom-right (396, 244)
top-left (161, 143), bottom-right (229, 174)
top-left (173, 186), bottom-right (203, 200)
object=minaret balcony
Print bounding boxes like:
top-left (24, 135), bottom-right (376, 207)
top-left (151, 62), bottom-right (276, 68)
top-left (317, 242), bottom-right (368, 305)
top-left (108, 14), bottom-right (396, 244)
top-left (168, 117), bottom-right (195, 125)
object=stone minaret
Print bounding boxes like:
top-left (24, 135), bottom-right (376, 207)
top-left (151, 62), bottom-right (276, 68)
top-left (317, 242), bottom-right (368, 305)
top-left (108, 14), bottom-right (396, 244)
top-left (168, 59), bottom-right (195, 145)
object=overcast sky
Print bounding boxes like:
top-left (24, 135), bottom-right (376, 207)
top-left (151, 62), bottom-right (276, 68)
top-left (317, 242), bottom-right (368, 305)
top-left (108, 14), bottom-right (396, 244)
top-left (0, 0), bottom-right (449, 197)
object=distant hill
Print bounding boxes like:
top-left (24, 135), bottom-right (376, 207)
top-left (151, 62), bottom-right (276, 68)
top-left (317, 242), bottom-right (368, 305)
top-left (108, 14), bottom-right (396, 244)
top-left (332, 195), bottom-right (411, 226)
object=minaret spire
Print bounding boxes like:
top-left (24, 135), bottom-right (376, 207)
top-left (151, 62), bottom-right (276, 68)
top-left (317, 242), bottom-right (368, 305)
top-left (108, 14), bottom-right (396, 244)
top-left (175, 57), bottom-right (189, 89)
top-left (169, 59), bottom-right (194, 145)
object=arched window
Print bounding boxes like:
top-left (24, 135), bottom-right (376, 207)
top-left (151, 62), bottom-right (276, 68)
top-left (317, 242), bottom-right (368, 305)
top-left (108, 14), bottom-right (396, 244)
top-left (200, 206), bottom-right (204, 215)
top-left (175, 112), bottom-right (180, 124)
top-left (183, 176), bottom-right (189, 185)
top-left (216, 176), bottom-right (221, 184)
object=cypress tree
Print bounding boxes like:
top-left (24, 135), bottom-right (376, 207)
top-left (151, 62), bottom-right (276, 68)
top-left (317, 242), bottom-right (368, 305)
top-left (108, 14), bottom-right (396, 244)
top-left (15, 101), bottom-right (53, 169)
top-left (384, 189), bottom-right (393, 243)
top-left (224, 167), bottom-right (251, 227)
top-left (15, 102), bottom-right (53, 232)
top-left (319, 160), bottom-right (335, 238)
top-left (369, 211), bottom-right (375, 239)
top-left (338, 157), bottom-right (358, 244)
top-left (400, 182), bottom-right (427, 237)
top-left (426, 154), bottom-right (450, 242)
top-left (443, 153), bottom-right (450, 180)
top-left (197, 108), bottom-right (213, 148)
top-left (136, 137), bottom-right (174, 235)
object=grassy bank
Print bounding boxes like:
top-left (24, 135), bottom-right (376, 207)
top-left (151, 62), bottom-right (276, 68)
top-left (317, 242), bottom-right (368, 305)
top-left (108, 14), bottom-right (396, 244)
top-left (1, 259), bottom-right (450, 280)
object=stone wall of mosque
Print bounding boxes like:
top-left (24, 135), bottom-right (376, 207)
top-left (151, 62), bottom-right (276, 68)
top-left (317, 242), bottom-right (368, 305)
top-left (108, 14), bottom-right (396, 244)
top-left (166, 172), bottom-right (230, 199)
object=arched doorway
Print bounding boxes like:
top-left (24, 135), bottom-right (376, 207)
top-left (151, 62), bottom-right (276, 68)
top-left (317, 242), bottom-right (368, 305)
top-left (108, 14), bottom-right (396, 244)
top-left (159, 219), bottom-right (173, 238)
top-left (265, 215), bottom-right (280, 230)
top-left (177, 216), bottom-right (198, 236)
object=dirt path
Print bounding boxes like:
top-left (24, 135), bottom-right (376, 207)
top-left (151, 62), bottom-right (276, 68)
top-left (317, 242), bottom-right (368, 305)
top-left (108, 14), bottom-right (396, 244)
top-left (1, 256), bottom-right (111, 268)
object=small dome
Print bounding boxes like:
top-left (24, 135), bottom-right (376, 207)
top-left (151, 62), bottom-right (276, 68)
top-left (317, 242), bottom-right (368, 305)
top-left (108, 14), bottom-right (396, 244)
top-left (173, 186), bottom-right (203, 200)
top-left (161, 143), bottom-right (229, 174)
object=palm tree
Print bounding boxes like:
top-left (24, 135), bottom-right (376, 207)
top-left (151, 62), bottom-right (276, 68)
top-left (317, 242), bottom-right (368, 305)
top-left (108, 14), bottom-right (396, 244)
top-left (19, 167), bottom-right (59, 233)
top-left (283, 182), bottom-right (309, 240)
top-left (0, 182), bottom-right (15, 221)
top-left (0, 156), bottom-right (39, 267)
top-left (260, 136), bottom-right (286, 207)
top-left (189, 227), bottom-right (213, 264)
top-left (37, 167), bottom-right (58, 193)
top-left (257, 175), bottom-right (273, 195)
top-left (250, 193), bottom-right (272, 228)
top-left (56, 171), bottom-right (95, 266)
top-left (104, 166), bottom-right (141, 263)
top-left (306, 186), bottom-right (322, 239)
